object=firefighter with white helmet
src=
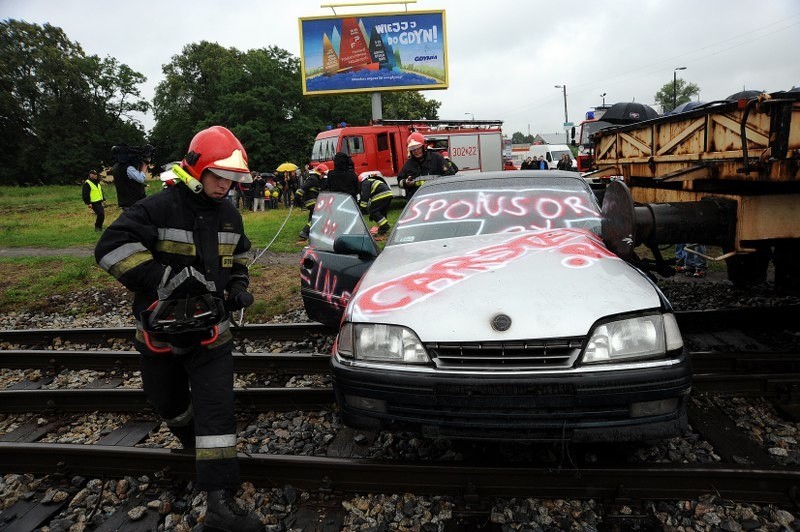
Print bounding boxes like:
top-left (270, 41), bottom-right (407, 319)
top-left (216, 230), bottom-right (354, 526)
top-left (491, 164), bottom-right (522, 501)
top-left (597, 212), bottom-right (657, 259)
top-left (358, 171), bottom-right (394, 239)
top-left (295, 163), bottom-right (328, 240)
top-left (397, 131), bottom-right (454, 198)
top-left (95, 126), bottom-right (263, 532)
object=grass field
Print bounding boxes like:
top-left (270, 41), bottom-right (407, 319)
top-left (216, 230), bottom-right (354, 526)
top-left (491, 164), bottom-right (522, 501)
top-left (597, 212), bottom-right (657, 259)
top-left (0, 182), bottom-right (404, 320)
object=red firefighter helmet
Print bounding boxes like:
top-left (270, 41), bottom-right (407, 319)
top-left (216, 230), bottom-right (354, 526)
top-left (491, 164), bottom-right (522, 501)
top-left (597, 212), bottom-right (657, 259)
top-left (182, 126), bottom-right (252, 183)
top-left (407, 132), bottom-right (425, 151)
top-left (311, 163), bottom-right (329, 176)
top-left (358, 170), bottom-right (383, 183)
top-left (441, 150), bottom-right (450, 159)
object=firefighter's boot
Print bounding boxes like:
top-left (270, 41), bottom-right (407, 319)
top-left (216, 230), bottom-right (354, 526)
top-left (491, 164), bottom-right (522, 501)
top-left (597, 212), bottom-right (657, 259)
top-left (204, 490), bottom-right (263, 532)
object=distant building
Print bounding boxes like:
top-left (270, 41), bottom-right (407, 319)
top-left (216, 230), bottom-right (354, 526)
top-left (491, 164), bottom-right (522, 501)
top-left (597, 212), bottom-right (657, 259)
top-left (533, 133), bottom-right (570, 145)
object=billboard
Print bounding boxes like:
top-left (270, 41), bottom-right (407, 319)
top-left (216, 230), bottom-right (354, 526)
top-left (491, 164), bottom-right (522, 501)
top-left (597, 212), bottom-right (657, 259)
top-left (299, 10), bottom-right (448, 95)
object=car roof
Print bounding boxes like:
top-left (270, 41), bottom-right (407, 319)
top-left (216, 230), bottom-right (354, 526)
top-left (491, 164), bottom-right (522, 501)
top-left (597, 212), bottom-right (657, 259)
top-left (424, 169), bottom-right (587, 188)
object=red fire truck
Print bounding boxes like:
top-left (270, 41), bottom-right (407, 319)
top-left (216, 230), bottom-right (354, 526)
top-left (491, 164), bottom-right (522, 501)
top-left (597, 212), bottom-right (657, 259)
top-left (575, 107), bottom-right (611, 173)
top-left (310, 119), bottom-right (504, 195)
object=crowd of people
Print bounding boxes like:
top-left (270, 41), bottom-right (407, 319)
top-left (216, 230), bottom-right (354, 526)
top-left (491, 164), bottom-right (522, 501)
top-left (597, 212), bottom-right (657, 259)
top-left (519, 153), bottom-right (575, 170)
top-left (226, 169), bottom-right (300, 211)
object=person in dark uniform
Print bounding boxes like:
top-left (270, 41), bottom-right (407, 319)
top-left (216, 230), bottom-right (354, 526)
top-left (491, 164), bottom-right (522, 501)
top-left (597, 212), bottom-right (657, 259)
top-left (358, 171), bottom-right (394, 238)
top-left (112, 146), bottom-right (150, 210)
top-left (81, 170), bottom-right (105, 232)
top-left (397, 132), bottom-right (454, 199)
top-left (95, 126), bottom-right (263, 532)
top-left (295, 163), bottom-right (328, 241)
top-left (326, 152), bottom-right (360, 200)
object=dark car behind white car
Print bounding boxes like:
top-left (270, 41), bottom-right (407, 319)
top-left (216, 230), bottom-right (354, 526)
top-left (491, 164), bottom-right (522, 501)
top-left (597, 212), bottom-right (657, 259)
top-left (300, 171), bottom-right (692, 441)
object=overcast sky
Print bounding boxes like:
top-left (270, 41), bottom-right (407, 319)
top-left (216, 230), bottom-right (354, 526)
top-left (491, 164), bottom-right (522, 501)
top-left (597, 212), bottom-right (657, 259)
top-left (3, 0), bottom-right (799, 140)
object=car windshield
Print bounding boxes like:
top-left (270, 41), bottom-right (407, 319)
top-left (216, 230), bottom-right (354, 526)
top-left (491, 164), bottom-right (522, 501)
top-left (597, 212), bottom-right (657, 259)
top-left (390, 176), bottom-right (601, 245)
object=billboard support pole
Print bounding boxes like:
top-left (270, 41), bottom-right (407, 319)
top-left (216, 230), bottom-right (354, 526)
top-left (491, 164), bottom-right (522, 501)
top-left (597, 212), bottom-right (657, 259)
top-left (371, 92), bottom-right (383, 121)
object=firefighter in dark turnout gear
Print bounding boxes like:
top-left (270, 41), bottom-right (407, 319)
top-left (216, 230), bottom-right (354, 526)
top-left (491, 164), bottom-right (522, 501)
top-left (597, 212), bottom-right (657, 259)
top-left (359, 171), bottom-right (393, 238)
top-left (295, 163), bottom-right (328, 240)
top-left (326, 152), bottom-right (360, 200)
top-left (95, 126), bottom-right (263, 532)
top-left (397, 132), bottom-right (453, 199)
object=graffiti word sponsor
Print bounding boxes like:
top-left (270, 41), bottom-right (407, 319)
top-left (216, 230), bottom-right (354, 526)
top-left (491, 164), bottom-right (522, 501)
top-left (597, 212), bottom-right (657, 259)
top-left (399, 191), bottom-right (600, 231)
top-left (353, 229), bottom-right (614, 315)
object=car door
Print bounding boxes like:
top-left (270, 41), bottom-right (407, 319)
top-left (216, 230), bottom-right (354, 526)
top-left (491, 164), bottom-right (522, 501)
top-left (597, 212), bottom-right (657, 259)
top-left (300, 192), bottom-right (378, 326)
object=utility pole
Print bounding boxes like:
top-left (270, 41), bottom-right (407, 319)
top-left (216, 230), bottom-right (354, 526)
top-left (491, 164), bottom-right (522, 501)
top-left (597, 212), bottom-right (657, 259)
top-left (554, 84), bottom-right (569, 143)
top-left (673, 67), bottom-right (687, 111)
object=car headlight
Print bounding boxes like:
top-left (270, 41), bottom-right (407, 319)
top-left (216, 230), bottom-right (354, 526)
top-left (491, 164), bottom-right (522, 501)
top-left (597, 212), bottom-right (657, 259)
top-left (582, 313), bottom-right (683, 364)
top-left (337, 322), bottom-right (430, 364)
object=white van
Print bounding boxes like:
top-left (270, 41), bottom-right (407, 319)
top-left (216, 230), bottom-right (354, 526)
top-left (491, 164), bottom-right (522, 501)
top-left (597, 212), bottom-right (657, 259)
top-left (527, 144), bottom-right (576, 169)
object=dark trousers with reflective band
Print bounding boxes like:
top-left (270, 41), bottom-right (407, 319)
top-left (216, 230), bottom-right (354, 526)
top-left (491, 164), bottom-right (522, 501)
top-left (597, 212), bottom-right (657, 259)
top-left (90, 201), bottom-right (105, 230)
top-left (368, 196), bottom-right (391, 228)
top-left (136, 339), bottom-right (239, 491)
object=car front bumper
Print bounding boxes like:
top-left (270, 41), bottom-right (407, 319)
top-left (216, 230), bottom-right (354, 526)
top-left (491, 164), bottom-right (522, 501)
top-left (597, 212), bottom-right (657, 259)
top-left (332, 355), bottom-right (692, 442)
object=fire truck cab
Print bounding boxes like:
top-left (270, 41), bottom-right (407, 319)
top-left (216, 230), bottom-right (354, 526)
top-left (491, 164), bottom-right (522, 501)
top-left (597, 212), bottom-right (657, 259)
top-left (310, 119), bottom-right (504, 196)
top-left (575, 108), bottom-right (613, 173)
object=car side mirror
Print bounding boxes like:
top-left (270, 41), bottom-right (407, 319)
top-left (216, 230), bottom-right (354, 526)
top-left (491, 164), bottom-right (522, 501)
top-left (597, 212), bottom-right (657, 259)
top-left (334, 234), bottom-right (379, 258)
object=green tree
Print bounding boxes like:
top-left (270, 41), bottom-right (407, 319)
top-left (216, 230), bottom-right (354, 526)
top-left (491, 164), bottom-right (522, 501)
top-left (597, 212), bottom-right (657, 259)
top-left (0, 20), bottom-right (148, 184)
top-left (151, 41), bottom-right (440, 172)
top-left (654, 78), bottom-right (700, 113)
top-left (511, 132), bottom-right (535, 144)
top-left (381, 91), bottom-right (440, 120)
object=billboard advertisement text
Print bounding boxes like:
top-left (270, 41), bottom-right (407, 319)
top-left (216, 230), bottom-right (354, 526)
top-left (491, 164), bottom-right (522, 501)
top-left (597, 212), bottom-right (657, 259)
top-left (299, 10), bottom-right (448, 95)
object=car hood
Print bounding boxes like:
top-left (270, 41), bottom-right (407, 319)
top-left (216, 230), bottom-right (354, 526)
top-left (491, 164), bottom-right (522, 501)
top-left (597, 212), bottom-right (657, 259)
top-left (347, 228), bottom-right (662, 342)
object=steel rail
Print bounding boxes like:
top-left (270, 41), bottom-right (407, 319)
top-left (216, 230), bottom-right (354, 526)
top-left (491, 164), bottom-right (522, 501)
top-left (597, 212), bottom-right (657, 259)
top-left (0, 322), bottom-right (337, 345)
top-left (0, 306), bottom-right (797, 347)
top-left (674, 305), bottom-right (800, 333)
top-left (0, 388), bottom-right (335, 413)
top-left (0, 442), bottom-right (797, 504)
top-left (0, 350), bottom-right (332, 373)
top-left (2, 349), bottom-right (800, 414)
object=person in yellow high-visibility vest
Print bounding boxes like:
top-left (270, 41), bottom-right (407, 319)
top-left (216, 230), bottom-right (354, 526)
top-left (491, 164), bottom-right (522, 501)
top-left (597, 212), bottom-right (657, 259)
top-left (81, 170), bottom-right (106, 232)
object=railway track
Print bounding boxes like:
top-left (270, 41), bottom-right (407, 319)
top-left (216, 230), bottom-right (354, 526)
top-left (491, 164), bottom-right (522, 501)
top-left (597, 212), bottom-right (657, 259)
top-left (2, 350), bottom-right (800, 413)
top-left (2, 308), bottom-right (800, 529)
top-left (0, 321), bottom-right (336, 346)
top-left (1, 306), bottom-right (798, 346)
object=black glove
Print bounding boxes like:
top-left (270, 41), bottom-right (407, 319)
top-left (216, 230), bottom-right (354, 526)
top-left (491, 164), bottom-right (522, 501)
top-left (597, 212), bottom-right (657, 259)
top-left (225, 289), bottom-right (254, 312)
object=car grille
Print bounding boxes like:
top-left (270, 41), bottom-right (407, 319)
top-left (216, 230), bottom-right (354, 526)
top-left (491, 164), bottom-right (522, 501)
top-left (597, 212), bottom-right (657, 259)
top-left (427, 338), bottom-right (584, 370)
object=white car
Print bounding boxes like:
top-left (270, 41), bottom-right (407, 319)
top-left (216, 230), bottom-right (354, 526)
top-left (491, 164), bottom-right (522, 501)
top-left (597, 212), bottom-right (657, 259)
top-left (300, 171), bottom-right (691, 441)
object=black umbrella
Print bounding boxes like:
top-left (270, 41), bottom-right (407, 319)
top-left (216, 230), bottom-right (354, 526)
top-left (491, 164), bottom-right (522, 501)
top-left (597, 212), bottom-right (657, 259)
top-left (725, 90), bottom-right (765, 101)
top-left (667, 100), bottom-right (708, 115)
top-left (601, 102), bottom-right (660, 124)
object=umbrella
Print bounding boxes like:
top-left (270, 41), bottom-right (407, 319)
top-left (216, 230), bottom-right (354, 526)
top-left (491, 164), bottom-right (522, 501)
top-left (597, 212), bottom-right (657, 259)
top-left (667, 101), bottom-right (708, 115)
top-left (601, 102), bottom-right (660, 125)
top-left (725, 90), bottom-right (765, 101)
top-left (276, 162), bottom-right (298, 172)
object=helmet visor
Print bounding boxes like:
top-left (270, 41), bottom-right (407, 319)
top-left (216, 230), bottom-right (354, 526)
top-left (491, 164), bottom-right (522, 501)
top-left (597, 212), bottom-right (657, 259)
top-left (208, 167), bottom-right (253, 183)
